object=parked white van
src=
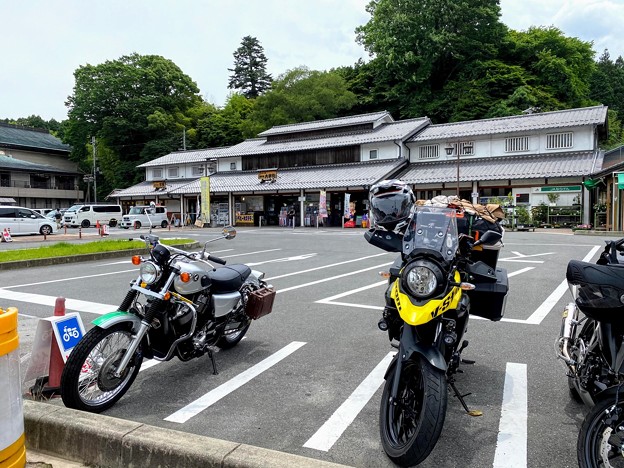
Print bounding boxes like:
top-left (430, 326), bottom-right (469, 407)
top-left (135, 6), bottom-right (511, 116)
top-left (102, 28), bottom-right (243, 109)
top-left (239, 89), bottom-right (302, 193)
top-left (63, 204), bottom-right (122, 228)
top-left (0, 206), bottom-right (58, 235)
top-left (120, 205), bottom-right (168, 229)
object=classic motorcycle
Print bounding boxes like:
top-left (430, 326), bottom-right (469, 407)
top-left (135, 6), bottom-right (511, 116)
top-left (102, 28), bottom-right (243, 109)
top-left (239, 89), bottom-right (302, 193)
top-left (365, 206), bottom-right (508, 466)
top-left (60, 227), bottom-right (276, 413)
top-left (556, 238), bottom-right (624, 467)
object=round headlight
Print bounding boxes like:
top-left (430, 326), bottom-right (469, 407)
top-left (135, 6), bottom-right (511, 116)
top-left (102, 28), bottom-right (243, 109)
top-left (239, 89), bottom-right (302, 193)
top-left (404, 264), bottom-right (438, 298)
top-left (139, 261), bottom-right (161, 285)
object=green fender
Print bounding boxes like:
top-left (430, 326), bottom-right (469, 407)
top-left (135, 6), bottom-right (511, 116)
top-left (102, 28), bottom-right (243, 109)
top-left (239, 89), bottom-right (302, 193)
top-left (92, 311), bottom-right (142, 332)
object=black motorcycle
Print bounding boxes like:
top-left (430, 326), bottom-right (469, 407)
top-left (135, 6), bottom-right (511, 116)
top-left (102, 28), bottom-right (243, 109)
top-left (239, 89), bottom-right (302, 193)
top-left (60, 227), bottom-right (276, 413)
top-left (557, 238), bottom-right (624, 467)
top-left (365, 206), bottom-right (508, 466)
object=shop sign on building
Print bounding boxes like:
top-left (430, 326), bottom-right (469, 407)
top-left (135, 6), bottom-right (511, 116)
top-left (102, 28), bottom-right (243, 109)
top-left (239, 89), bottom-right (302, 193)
top-left (534, 186), bottom-right (581, 192)
top-left (152, 180), bottom-right (166, 189)
top-left (258, 169), bottom-right (278, 183)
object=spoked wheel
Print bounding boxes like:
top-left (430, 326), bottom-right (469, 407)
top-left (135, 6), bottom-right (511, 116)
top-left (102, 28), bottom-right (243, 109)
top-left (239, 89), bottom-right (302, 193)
top-left (216, 318), bottom-right (251, 349)
top-left (578, 398), bottom-right (624, 468)
top-left (60, 324), bottom-right (142, 413)
top-left (379, 356), bottom-right (447, 467)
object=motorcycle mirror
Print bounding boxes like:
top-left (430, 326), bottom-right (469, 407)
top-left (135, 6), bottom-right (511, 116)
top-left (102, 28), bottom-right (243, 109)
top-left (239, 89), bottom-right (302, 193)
top-left (474, 230), bottom-right (502, 247)
top-left (222, 226), bottom-right (236, 239)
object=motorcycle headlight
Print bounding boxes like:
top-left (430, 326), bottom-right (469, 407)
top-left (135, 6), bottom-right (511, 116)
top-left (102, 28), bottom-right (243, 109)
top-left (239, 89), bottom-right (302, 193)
top-left (403, 262), bottom-right (442, 298)
top-left (139, 261), bottom-right (161, 285)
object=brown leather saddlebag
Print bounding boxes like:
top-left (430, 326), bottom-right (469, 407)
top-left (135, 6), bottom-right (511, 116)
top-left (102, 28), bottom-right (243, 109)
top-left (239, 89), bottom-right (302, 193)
top-left (245, 287), bottom-right (276, 320)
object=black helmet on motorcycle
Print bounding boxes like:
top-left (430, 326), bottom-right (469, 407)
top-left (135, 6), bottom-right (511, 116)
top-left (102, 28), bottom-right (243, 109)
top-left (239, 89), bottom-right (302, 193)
top-left (369, 179), bottom-right (415, 230)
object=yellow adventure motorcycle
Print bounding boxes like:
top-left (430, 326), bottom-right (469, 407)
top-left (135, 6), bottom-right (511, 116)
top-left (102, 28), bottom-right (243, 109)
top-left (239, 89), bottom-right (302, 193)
top-left (365, 186), bottom-right (508, 466)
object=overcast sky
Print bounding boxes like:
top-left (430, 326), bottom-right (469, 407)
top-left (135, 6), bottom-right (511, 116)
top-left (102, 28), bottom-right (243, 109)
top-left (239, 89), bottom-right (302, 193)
top-left (3, 0), bottom-right (623, 122)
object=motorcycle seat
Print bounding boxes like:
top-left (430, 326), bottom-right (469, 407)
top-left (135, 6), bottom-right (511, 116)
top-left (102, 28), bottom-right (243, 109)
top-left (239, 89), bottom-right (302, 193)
top-left (209, 264), bottom-right (252, 293)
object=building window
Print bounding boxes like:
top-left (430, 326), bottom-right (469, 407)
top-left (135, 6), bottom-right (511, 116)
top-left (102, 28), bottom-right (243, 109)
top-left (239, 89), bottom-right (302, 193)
top-left (230, 162), bottom-right (237, 170)
top-left (546, 132), bottom-right (573, 149)
top-left (168, 167), bottom-right (179, 178)
top-left (153, 168), bottom-right (163, 179)
top-left (419, 145), bottom-right (439, 159)
top-left (192, 166), bottom-right (204, 176)
top-left (369, 149), bottom-right (378, 160)
top-left (505, 136), bottom-right (529, 152)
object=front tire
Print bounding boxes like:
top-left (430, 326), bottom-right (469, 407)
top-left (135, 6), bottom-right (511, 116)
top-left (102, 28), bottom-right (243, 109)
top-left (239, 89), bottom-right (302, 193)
top-left (81, 219), bottom-right (90, 228)
top-left (578, 397), bottom-right (624, 467)
top-left (161, 220), bottom-right (168, 228)
top-left (380, 356), bottom-right (447, 466)
top-left (60, 324), bottom-right (142, 413)
top-left (40, 225), bottom-right (53, 235)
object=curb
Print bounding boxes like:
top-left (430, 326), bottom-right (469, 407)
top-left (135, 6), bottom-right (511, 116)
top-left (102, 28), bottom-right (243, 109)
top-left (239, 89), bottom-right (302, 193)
top-left (23, 400), bottom-right (351, 468)
top-left (0, 242), bottom-right (200, 271)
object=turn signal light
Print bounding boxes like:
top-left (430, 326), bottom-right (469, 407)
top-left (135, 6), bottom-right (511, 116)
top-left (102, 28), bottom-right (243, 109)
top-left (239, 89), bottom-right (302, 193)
top-left (163, 292), bottom-right (171, 301)
top-left (460, 282), bottom-right (476, 291)
top-left (180, 272), bottom-right (191, 283)
top-left (131, 256), bottom-right (141, 265)
top-left (379, 271), bottom-right (391, 279)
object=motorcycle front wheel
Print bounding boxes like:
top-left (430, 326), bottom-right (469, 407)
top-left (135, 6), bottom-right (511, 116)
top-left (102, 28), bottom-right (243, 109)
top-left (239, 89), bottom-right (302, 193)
top-left (60, 324), bottom-right (142, 413)
top-left (379, 355), bottom-right (447, 466)
top-left (578, 397), bottom-right (624, 467)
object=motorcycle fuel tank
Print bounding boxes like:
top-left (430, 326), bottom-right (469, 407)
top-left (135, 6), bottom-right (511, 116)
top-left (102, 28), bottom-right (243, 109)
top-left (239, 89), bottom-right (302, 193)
top-left (173, 261), bottom-right (213, 294)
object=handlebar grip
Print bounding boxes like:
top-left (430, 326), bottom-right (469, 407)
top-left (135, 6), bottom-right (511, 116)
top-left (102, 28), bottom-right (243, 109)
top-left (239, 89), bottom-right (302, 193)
top-left (207, 254), bottom-right (226, 265)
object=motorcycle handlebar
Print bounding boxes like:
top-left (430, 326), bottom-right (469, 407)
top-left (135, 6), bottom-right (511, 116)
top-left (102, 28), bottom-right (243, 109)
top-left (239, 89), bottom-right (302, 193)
top-left (206, 254), bottom-right (226, 265)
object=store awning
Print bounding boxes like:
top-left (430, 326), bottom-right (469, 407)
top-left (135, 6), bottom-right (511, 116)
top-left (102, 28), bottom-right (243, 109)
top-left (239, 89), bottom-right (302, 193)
top-left (0, 197), bottom-right (16, 204)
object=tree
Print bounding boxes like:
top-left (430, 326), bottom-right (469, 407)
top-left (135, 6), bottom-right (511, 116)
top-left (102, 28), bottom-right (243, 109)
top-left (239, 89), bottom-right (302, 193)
top-left (228, 36), bottom-right (272, 99)
top-left (243, 67), bottom-right (357, 137)
top-left (63, 53), bottom-right (202, 196)
top-left (356, 0), bottom-right (507, 119)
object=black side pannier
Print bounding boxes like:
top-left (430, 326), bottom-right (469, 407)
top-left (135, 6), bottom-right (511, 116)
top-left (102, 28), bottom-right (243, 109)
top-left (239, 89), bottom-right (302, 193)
top-left (467, 267), bottom-right (509, 321)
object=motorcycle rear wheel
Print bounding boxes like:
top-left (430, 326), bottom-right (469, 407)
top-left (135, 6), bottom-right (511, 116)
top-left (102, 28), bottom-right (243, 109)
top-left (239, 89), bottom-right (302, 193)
top-left (578, 397), bottom-right (624, 468)
top-left (216, 319), bottom-right (251, 349)
top-left (60, 324), bottom-right (142, 413)
top-left (379, 355), bottom-right (447, 466)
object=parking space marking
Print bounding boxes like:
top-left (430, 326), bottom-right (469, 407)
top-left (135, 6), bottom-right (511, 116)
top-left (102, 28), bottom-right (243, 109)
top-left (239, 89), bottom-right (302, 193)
top-left (164, 341), bottom-right (306, 424)
top-left (304, 351), bottom-right (395, 452)
top-left (0, 289), bottom-right (117, 315)
top-left (266, 253), bottom-right (390, 281)
top-left (221, 248), bottom-right (281, 258)
top-left (493, 362), bottom-right (527, 468)
top-left (3, 269), bottom-right (138, 289)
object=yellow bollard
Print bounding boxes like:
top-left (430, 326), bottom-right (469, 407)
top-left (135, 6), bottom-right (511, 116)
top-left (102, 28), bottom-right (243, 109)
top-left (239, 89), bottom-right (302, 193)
top-left (0, 307), bottom-right (25, 468)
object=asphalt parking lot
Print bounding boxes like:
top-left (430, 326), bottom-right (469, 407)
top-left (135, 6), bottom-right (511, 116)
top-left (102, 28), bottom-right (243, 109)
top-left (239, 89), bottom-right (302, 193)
top-left (1, 226), bottom-right (606, 467)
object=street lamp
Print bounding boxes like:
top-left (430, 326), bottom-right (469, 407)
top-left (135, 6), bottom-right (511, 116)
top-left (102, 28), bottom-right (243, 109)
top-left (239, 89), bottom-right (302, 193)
top-left (445, 143), bottom-right (460, 197)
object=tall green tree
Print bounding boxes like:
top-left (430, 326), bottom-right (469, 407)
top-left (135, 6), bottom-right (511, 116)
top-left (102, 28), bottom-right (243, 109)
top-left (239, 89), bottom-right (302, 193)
top-left (243, 67), bottom-right (357, 137)
top-left (356, 0), bottom-right (507, 120)
top-left (228, 36), bottom-right (272, 99)
top-left (63, 53), bottom-right (202, 195)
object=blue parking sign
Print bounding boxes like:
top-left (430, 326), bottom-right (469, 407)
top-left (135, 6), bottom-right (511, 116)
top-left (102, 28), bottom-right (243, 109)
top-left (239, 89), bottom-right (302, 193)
top-left (51, 313), bottom-right (85, 359)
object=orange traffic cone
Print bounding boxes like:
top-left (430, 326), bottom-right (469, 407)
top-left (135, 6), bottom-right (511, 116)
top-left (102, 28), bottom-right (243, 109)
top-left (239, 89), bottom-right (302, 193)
top-left (96, 220), bottom-right (100, 229)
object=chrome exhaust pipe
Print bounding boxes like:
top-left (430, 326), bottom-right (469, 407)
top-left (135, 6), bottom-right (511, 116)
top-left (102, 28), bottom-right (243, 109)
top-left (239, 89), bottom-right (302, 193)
top-left (555, 302), bottom-right (579, 372)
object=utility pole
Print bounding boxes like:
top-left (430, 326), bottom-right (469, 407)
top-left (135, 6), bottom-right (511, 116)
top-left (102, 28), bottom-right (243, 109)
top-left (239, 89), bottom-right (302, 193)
top-left (183, 127), bottom-right (186, 151)
top-left (91, 136), bottom-right (97, 203)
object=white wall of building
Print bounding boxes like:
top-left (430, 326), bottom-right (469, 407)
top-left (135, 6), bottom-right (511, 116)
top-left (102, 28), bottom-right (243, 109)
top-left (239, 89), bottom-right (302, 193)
top-left (360, 142), bottom-right (399, 161)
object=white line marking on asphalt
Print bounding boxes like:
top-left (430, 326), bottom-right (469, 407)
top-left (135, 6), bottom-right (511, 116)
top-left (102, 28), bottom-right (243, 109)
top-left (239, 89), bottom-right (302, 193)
top-left (317, 281), bottom-right (388, 305)
top-left (266, 253), bottom-right (390, 281)
top-left (524, 245), bottom-right (600, 325)
top-left (247, 253), bottom-right (317, 267)
top-left (139, 359), bottom-right (161, 372)
top-left (304, 352), bottom-right (395, 452)
top-left (164, 341), bottom-right (307, 423)
top-left (3, 269), bottom-right (138, 289)
top-left (507, 267), bottom-right (534, 277)
top-left (276, 263), bottom-right (393, 294)
top-left (0, 289), bottom-right (116, 315)
top-left (221, 248), bottom-right (281, 258)
top-left (493, 362), bottom-right (527, 468)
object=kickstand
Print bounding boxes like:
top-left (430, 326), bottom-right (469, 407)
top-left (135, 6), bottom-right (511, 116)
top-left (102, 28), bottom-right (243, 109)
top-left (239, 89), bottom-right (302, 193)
top-left (448, 378), bottom-right (482, 417)
top-left (207, 348), bottom-right (219, 375)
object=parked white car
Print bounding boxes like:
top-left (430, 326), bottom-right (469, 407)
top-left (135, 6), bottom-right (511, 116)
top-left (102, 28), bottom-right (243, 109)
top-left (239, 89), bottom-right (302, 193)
top-left (0, 206), bottom-right (58, 235)
top-left (120, 205), bottom-right (168, 229)
top-left (63, 204), bottom-right (122, 228)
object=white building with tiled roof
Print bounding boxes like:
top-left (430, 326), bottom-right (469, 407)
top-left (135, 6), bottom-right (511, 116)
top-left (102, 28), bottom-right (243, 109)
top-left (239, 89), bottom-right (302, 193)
top-left (112, 105), bottom-right (609, 228)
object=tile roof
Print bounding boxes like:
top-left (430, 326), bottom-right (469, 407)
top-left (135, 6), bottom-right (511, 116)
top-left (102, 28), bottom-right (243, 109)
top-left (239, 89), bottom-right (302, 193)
top-left (0, 155), bottom-right (77, 174)
top-left (112, 159), bottom-right (407, 197)
top-left (396, 151), bottom-right (602, 184)
top-left (258, 111), bottom-right (392, 137)
top-left (0, 124), bottom-right (71, 153)
top-left (409, 106), bottom-right (608, 142)
top-left (218, 118), bottom-right (430, 157)
top-left (138, 148), bottom-right (226, 168)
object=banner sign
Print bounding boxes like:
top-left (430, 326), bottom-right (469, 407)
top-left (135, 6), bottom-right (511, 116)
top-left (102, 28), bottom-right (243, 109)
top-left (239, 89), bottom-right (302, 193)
top-left (200, 177), bottom-right (210, 222)
top-left (537, 186), bottom-right (581, 192)
top-left (344, 193), bottom-right (351, 219)
top-left (319, 190), bottom-right (327, 218)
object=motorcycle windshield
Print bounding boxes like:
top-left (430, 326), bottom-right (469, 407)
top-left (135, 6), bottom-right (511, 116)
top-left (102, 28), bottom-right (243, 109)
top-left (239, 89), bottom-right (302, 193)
top-left (402, 206), bottom-right (459, 262)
